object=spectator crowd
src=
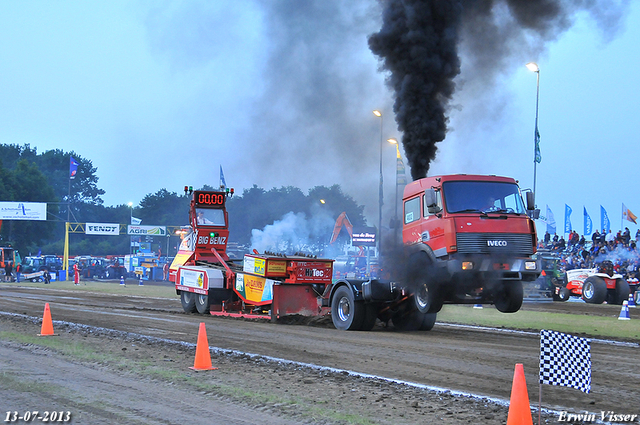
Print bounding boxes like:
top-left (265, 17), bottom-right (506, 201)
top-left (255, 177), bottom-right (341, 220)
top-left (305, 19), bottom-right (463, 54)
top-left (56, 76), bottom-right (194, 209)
top-left (539, 227), bottom-right (640, 282)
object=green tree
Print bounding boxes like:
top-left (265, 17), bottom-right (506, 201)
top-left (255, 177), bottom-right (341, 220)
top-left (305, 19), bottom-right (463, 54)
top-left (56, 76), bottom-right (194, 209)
top-left (37, 149), bottom-right (105, 213)
top-left (0, 159), bottom-right (58, 255)
top-left (138, 189), bottom-right (190, 226)
top-left (226, 184), bottom-right (367, 250)
top-left (0, 144), bottom-right (38, 170)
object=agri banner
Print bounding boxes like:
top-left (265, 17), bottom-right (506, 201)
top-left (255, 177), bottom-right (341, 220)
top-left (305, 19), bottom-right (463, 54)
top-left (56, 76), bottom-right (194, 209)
top-left (235, 273), bottom-right (276, 305)
top-left (0, 202), bottom-right (47, 221)
top-left (127, 225), bottom-right (167, 236)
top-left (86, 223), bottom-right (120, 235)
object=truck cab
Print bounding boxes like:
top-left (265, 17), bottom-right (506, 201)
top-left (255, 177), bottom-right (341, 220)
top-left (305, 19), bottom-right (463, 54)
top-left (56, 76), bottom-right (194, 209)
top-left (402, 174), bottom-right (540, 313)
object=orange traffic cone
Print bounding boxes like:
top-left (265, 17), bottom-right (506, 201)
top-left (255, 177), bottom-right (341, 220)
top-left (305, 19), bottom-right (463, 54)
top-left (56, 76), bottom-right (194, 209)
top-left (189, 322), bottom-right (217, 371)
top-left (506, 363), bottom-right (533, 425)
top-left (38, 303), bottom-right (58, 336)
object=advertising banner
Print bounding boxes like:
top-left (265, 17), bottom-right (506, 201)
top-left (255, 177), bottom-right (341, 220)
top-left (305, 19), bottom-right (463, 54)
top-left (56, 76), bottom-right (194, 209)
top-left (0, 202), bottom-right (47, 221)
top-left (352, 226), bottom-right (376, 247)
top-left (127, 225), bottom-right (167, 236)
top-left (86, 223), bottom-right (120, 235)
top-left (235, 273), bottom-right (275, 305)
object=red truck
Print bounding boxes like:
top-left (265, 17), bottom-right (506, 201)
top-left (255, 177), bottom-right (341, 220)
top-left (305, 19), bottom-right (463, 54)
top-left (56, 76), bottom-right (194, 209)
top-left (400, 174), bottom-right (541, 318)
top-left (171, 175), bottom-right (540, 331)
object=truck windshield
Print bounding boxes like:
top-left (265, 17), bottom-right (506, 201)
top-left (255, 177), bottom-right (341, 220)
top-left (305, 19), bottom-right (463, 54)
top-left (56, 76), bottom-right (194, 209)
top-left (442, 181), bottom-right (526, 215)
top-left (196, 208), bottom-right (225, 226)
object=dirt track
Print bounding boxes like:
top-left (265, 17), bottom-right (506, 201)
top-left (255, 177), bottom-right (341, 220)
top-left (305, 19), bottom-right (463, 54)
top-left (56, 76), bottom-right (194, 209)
top-left (1, 282), bottom-right (638, 424)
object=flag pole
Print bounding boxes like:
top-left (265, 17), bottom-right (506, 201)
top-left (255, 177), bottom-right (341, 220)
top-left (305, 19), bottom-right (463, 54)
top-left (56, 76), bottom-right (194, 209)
top-left (538, 383), bottom-right (542, 425)
top-left (63, 162), bottom-right (71, 276)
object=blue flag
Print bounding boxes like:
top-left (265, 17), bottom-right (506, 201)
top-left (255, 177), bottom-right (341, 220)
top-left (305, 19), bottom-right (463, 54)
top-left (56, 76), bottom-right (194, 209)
top-left (600, 205), bottom-right (610, 233)
top-left (534, 127), bottom-right (541, 164)
top-left (219, 165), bottom-right (227, 188)
top-left (583, 207), bottom-right (593, 236)
top-left (564, 204), bottom-right (572, 233)
top-left (546, 205), bottom-right (556, 235)
top-left (70, 157), bottom-right (79, 179)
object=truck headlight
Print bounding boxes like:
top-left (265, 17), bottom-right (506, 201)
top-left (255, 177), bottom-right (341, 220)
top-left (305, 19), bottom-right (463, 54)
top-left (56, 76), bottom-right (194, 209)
top-left (525, 261), bottom-right (537, 270)
top-left (462, 261), bottom-right (474, 270)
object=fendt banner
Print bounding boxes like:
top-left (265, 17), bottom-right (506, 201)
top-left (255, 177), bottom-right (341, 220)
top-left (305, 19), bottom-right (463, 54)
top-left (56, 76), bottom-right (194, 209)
top-left (86, 223), bottom-right (120, 235)
top-left (0, 202), bottom-right (47, 221)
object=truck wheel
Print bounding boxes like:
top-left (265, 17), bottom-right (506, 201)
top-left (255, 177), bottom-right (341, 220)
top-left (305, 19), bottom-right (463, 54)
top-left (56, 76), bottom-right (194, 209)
top-left (331, 285), bottom-right (364, 331)
top-left (582, 276), bottom-right (607, 304)
top-left (420, 312), bottom-right (437, 331)
top-left (360, 304), bottom-right (378, 331)
top-left (408, 253), bottom-right (442, 314)
top-left (414, 281), bottom-right (443, 314)
top-left (195, 293), bottom-right (210, 314)
top-left (494, 281), bottom-right (523, 313)
top-left (393, 309), bottom-right (436, 331)
top-left (180, 291), bottom-right (197, 313)
top-left (608, 278), bottom-right (630, 305)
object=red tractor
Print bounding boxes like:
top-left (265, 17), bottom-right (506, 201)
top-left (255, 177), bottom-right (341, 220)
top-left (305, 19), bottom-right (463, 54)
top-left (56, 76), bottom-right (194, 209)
top-left (579, 260), bottom-right (631, 305)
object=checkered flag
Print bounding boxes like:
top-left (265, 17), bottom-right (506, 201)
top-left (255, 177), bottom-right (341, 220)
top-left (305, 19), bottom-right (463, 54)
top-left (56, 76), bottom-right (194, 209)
top-left (539, 329), bottom-right (591, 393)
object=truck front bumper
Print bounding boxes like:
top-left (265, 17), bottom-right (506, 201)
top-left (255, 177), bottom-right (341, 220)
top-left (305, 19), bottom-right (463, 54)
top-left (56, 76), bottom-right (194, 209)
top-left (445, 256), bottom-right (541, 282)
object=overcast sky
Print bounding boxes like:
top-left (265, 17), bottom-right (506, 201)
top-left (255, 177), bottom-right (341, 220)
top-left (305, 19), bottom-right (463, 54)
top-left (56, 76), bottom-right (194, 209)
top-left (1, 1), bottom-right (638, 236)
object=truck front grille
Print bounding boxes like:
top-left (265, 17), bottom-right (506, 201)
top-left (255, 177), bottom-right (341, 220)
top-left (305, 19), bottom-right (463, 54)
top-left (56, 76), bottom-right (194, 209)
top-left (456, 233), bottom-right (533, 256)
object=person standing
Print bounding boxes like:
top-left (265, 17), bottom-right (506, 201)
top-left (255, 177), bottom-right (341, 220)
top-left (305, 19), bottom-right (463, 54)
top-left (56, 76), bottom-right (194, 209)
top-left (73, 262), bottom-right (80, 285)
top-left (163, 262), bottom-right (169, 281)
top-left (43, 269), bottom-right (51, 284)
top-left (4, 261), bottom-right (13, 282)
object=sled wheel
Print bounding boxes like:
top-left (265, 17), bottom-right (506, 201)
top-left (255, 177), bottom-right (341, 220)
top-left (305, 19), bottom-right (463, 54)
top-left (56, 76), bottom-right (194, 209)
top-left (331, 285), bottom-right (364, 331)
top-left (494, 281), bottom-right (523, 313)
top-left (180, 290), bottom-right (197, 313)
top-left (195, 293), bottom-right (210, 314)
top-left (582, 276), bottom-right (607, 304)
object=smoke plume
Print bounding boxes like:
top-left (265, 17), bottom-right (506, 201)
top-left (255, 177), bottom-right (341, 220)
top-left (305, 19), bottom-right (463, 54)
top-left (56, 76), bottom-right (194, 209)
top-left (250, 210), bottom-right (335, 255)
top-left (369, 0), bottom-right (630, 181)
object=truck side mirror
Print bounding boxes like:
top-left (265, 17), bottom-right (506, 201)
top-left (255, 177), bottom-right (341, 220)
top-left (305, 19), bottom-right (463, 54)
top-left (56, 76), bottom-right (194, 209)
top-left (424, 189), bottom-right (441, 214)
top-left (526, 192), bottom-right (535, 210)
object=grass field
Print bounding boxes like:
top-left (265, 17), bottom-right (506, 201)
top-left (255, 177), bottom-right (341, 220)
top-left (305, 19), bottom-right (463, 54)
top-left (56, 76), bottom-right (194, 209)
top-left (5, 280), bottom-right (640, 341)
top-left (7, 278), bottom-right (176, 298)
top-left (437, 304), bottom-right (640, 341)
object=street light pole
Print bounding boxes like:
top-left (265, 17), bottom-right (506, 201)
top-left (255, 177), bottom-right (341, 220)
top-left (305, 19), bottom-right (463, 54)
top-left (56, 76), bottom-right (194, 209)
top-left (526, 62), bottom-right (540, 206)
top-left (373, 110), bottom-right (383, 260)
top-left (128, 202), bottom-right (133, 256)
top-left (387, 138), bottom-right (399, 244)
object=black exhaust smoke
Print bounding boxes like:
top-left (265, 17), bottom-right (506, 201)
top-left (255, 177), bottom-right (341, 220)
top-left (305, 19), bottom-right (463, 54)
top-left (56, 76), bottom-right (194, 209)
top-left (368, 0), bottom-right (462, 181)
top-left (369, 0), bottom-right (630, 181)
